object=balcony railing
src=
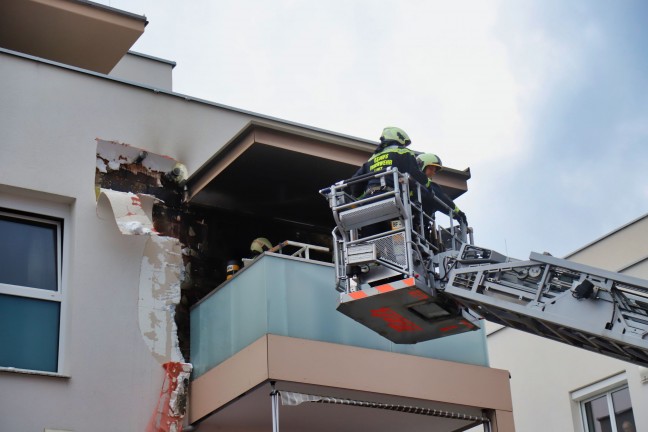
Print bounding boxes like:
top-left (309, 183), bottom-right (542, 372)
top-left (190, 253), bottom-right (489, 378)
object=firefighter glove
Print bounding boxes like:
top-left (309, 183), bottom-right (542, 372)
top-left (453, 209), bottom-right (468, 225)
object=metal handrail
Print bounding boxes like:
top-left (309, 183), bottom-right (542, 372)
top-left (269, 240), bottom-right (330, 260)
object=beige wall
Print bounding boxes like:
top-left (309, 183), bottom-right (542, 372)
top-left (486, 214), bottom-right (648, 432)
top-left (191, 335), bottom-right (515, 432)
top-left (567, 216), bottom-right (648, 271)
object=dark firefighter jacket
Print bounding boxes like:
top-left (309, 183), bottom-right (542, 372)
top-left (426, 180), bottom-right (456, 215)
top-left (350, 144), bottom-right (429, 197)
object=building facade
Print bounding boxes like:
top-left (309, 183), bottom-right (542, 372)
top-left (0, 1), bottom-right (514, 431)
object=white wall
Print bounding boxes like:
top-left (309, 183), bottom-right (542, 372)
top-left (0, 51), bottom-right (260, 182)
top-left (109, 51), bottom-right (175, 91)
top-left (0, 45), bottom-right (376, 431)
top-left (0, 49), bottom-right (257, 432)
top-left (488, 328), bottom-right (647, 431)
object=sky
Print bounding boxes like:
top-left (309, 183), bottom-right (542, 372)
top-left (102, 0), bottom-right (648, 260)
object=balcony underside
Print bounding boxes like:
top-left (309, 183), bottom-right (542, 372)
top-left (189, 253), bottom-right (512, 430)
top-left (0, 0), bottom-right (146, 73)
top-left (190, 334), bottom-right (514, 432)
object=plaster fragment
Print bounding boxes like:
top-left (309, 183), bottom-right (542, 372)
top-left (96, 188), bottom-right (184, 363)
top-left (118, 221), bottom-right (153, 235)
top-left (96, 139), bottom-right (178, 173)
top-left (107, 160), bottom-right (121, 171)
top-left (97, 189), bottom-right (158, 236)
top-left (138, 235), bottom-right (184, 363)
top-left (146, 362), bottom-right (192, 432)
top-left (96, 157), bottom-right (108, 173)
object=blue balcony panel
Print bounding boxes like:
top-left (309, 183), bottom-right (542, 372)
top-left (191, 254), bottom-right (489, 378)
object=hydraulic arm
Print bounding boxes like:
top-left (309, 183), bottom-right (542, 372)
top-left (320, 169), bottom-right (648, 367)
top-left (446, 247), bottom-right (648, 366)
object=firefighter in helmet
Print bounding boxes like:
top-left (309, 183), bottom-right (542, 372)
top-left (250, 237), bottom-right (273, 257)
top-left (350, 127), bottom-right (430, 198)
top-left (416, 153), bottom-right (467, 225)
top-left (225, 237), bottom-right (273, 281)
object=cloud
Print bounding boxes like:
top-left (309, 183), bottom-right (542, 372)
top-left (470, 0), bottom-right (648, 258)
top-left (101, 0), bottom-right (648, 260)
top-left (107, 0), bottom-right (527, 168)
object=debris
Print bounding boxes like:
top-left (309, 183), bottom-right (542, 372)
top-left (97, 189), bottom-right (158, 236)
top-left (146, 362), bottom-right (193, 432)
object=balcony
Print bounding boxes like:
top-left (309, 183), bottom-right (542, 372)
top-left (189, 253), bottom-right (513, 431)
top-left (191, 253), bottom-right (489, 378)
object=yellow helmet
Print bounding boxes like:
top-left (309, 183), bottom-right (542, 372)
top-left (380, 127), bottom-right (411, 146)
top-left (416, 153), bottom-right (443, 171)
top-left (250, 237), bottom-right (272, 254)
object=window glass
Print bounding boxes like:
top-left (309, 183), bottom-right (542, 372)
top-left (579, 383), bottom-right (636, 432)
top-left (0, 208), bottom-right (64, 373)
top-left (0, 293), bottom-right (60, 372)
top-left (584, 395), bottom-right (610, 432)
top-left (0, 214), bottom-right (58, 291)
top-left (612, 388), bottom-right (636, 432)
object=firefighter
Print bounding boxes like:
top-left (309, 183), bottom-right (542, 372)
top-left (250, 237), bottom-right (273, 257)
top-left (349, 127), bottom-right (432, 238)
top-left (350, 127), bottom-right (430, 198)
top-left (416, 153), bottom-right (467, 225)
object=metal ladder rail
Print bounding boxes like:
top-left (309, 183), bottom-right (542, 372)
top-left (443, 250), bottom-right (648, 367)
top-left (326, 170), bottom-right (412, 293)
top-left (330, 170), bottom-right (432, 292)
top-left (324, 169), bottom-right (443, 244)
top-left (331, 172), bottom-right (409, 234)
top-left (323, 169), bottom-right (469, 293)
top-left (331, 227), bottom-right (346, 292)
top-left (408, 180), bottom-right (442, 257)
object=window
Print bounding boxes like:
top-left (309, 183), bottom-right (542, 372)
top-left (0, 197), bottom-right (68, 374)
top-left (572, 374), bottom-right (637, 432)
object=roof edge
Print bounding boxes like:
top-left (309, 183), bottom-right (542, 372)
top-left (74, 0), bottom-right (148, 24)
top-left (0, 46), bottom-right (377, 147)
top-left (565, 212), bottom-right (648, 259)
top-left (126, 50), bottom-right (176, 68)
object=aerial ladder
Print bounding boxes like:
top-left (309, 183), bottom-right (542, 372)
top-left (320, 168), bottom-right (648, 367)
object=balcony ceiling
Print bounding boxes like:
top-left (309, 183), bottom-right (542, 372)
top-left (186, 122), bottom-right (470, 231)
top-left (0, 0), bottom-right (146, 74)
top-left (186, 122), bottom-right (372, 230)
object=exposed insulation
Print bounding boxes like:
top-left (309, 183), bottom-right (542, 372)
top-left (96, 139), bottom-right (216, 362)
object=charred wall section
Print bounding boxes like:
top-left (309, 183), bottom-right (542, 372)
top-left (96, 146), bottom-right (212, 361)
top-left (95, 142), bottom-right (334, 361)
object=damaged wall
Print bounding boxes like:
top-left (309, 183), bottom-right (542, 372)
top-left (94, 140), bottom-right (337, 365)
top-left (0, 43), bottom-right (368, 432)
top-left (95, 143), bottom-right (205, 432)
top-left (96, 140), bottom-right (219, 362)
top-left (139, 235), bottom-right (184, 364)
top-left (97, 189), bottom-right (184, 364)
top-left (0, 46), bottom-right (231, 432)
